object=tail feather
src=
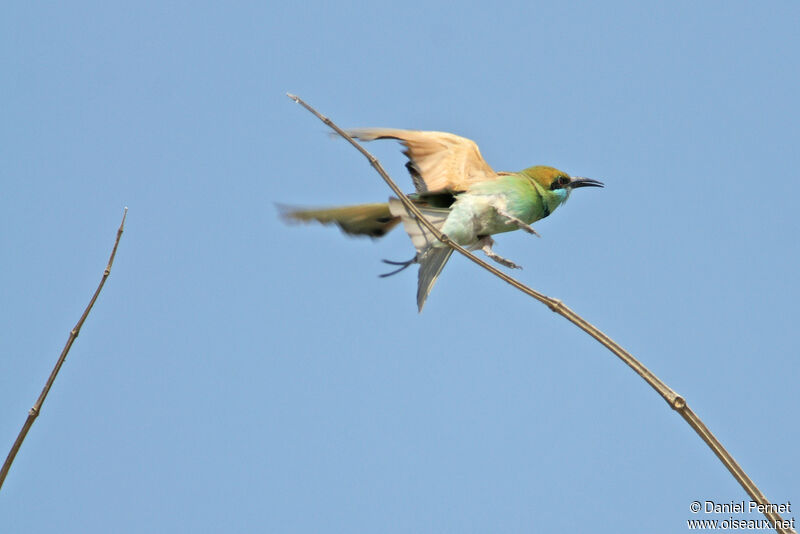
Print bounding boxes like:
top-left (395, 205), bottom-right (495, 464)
top-left (416, 248), bottom-right (453, 311)
top-left (388, 198), bottom-right (454, 310)
top-left (279, 203), bottom-right (399, 238)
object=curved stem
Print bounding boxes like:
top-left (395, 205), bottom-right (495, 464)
top-left (287, 93), bottom-right (794, 534)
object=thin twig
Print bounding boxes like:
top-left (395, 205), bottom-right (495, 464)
top-left (0, 208), bottom-right (128, 492)
top-left (287, 93), bottom-right (795, 534)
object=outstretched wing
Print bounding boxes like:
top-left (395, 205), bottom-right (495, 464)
top-left (345, 128), bottom-right (498, 193)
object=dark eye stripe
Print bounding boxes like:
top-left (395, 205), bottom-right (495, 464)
top-left (550, 176), bottom-right (570, 190)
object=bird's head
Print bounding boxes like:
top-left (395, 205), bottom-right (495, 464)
top-left (520, 165), bottom-right (603, 206)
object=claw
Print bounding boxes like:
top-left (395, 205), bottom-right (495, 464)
top-left (487, 254), bottom-right (522, 269)
top-left (379, 256), bottom-right (417, 277)
top-left (479, 237), bottom-right (523, 270)
top-left (496, 207), bottom-right (541, 237)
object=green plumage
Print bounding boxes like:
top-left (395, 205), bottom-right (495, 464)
top-left (281, 129), bottom-right (602, 310)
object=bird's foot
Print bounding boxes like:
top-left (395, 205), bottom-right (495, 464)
top-left (481, 243), bottom-right (522, 270)
top-left (496, 208), bottom-right (540, 237)
top-left (379, 255), bottom-right (418, 277)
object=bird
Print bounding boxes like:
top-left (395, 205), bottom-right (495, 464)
top-left (281, 128), bottom-right (603, 311)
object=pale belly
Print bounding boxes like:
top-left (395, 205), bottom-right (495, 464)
top-left (440, 194), bottom-right (521, 247)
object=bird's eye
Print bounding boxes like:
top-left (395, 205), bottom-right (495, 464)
top-left (551, 175), bottom-right (570, 190)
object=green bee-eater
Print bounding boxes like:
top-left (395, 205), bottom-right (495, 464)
top-left (282, 128), bottom-right (603, 310)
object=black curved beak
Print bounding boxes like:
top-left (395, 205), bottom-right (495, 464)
top-left (569, 177), bottom-right (604, 189)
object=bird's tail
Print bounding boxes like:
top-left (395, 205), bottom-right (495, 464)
top-left (388, 198), bottom-right (453, 311)
top-left (279, 202), bottom-right (400, 238)
top-left (414, 248), bottom-right (453, 311)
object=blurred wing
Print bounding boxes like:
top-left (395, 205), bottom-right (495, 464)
top-left (345, 128), bottom-right (498, 192)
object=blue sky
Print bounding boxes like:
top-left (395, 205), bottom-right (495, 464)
top-left (1, 2), bottom-right (797, 532)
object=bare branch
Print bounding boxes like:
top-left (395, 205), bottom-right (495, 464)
top-left (0, 207), bottom-right (128, 491)
top-left (287, 93), bottom-right (795, 534)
